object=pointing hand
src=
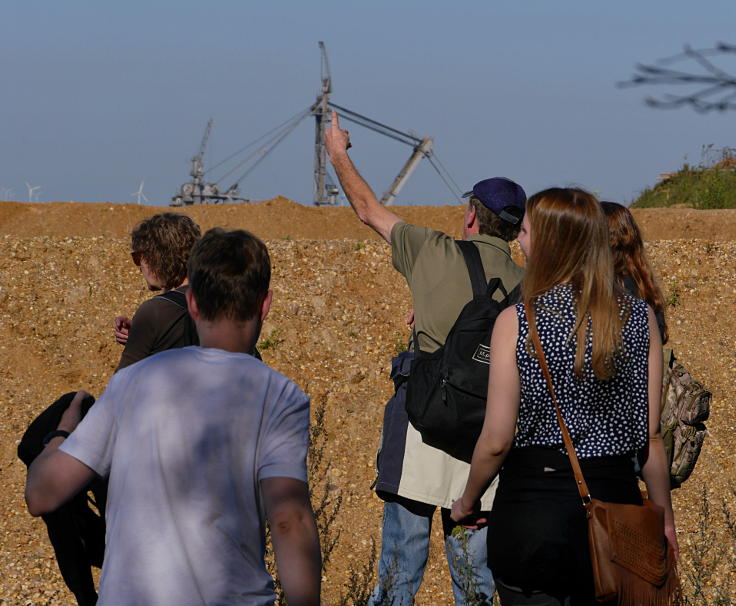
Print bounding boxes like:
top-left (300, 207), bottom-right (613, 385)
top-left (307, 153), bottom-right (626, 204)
top-left (325, 110), bottom-right (351, 160)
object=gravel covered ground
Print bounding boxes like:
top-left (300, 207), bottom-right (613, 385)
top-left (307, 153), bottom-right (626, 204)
top-left (1, 200), bottom-right (734, 604)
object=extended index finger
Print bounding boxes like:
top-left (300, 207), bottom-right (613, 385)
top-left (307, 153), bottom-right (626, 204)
top-left (330, 110), bottom-right (340, 130)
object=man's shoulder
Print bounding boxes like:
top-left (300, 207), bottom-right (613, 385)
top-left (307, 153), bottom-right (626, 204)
top-left (133, 293), bottom-right (185, 321)
top-left (391, 221), bottom-right (459, 270)
top-left (154, 347), bottom-right (305, 394)
top-left (391, 221), bottom-right (451, 248)
top-left (471, 236), bottom-right (523, 281)
top-left (117, 348), bottom-right (308, 415)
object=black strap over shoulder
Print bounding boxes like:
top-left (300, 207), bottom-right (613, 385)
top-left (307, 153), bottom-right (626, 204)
top-left (413, 241), bottom-right (486, 353)
top-left (456, 240), bottom-right (486, 297)
top-left (456, 240), bottom-right (508, 299)
top-left (158, 289), bottom-right (187, 309)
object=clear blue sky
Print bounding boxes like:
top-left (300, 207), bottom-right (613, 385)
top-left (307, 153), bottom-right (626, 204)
top-left (1, 1), bottom-right (734, 206)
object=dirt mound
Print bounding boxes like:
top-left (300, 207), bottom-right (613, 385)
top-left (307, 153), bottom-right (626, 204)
top-left (3, 199), bottom-right (735, 241)
top-left (1, 201), bottom-right (735, 604)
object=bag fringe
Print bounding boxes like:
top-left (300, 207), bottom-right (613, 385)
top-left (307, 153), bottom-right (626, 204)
top-left (614, 562), bottom-right (681, 606)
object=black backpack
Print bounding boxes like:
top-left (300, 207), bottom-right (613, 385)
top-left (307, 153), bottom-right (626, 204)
top-left (405, 240), bottom-right (521, 463)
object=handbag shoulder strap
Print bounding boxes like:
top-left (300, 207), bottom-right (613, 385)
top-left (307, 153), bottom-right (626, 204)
top-left (524, 300), bottom-right (592, 505)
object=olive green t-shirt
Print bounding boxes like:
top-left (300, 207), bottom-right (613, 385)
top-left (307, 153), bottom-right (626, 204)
top-left (391, 222), bottom-right (524, 352)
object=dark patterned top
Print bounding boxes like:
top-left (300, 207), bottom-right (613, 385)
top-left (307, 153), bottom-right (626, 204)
top-left (514, 283), bottom-right (650, 458)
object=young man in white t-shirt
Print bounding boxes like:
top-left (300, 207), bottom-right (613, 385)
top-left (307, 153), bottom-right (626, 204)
top-left (26, 228), bottom-right (321, 606)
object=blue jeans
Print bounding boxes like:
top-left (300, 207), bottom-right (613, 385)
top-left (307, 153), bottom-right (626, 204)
top-left (368, 496), bottom-right (494, 606)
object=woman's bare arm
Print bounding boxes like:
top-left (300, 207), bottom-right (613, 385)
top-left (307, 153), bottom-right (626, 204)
top-left (639, 306), bottom-right (679, 559)
top-left (451, 305), bottom-right (520, 521)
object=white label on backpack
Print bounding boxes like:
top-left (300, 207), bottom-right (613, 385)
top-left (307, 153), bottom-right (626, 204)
top-left (472, 344), bottom-right (491, 365)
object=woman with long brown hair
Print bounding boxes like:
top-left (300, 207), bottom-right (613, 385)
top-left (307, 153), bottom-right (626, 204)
top-left (451, 188), bottom-right (677, 604)
top-left (601, 201), bottom-right (668, 344)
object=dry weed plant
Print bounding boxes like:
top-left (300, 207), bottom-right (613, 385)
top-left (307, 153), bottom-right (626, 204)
top-left (337, 538), bottom-right (378, 605)
top-left (448, 525), bottom-right (491, 606)
top-left (679, 484), bottom-right (736, 605)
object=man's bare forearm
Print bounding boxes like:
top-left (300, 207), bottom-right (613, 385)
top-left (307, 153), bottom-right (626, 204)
top-left (270, 504), bottom-right (321, 606)
top-left (263, 477), bottom-right (321, 605)
top-left (330, 150), bottom-right (381, 223)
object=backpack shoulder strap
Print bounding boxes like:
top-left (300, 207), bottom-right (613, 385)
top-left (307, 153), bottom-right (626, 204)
top-left (505, 281), bottom-right (522, 304)
top-left (157, 289), bottom-right (187, 309)
top-left (456, 240), bottom-right (487, 297)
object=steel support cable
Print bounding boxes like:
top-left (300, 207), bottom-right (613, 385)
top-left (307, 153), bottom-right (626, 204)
top-left (329, 103), bottom-right (423, 146)
top-left (216, 112), bottom-right (310, 185)
top-left (427, 151), bottom-right (463, 199)
top-left (332, 112), bottom-right (417, 147)
top-left (228, 116), bottom-right (306, 187)
top-left (205, 107), bottom-right (313, 177)
top-left (426, 154), bottom-right (463, 203)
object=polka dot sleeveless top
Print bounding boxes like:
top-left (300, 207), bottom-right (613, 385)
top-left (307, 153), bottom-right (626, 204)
top-left (514, 283), bottom-right (650, 458)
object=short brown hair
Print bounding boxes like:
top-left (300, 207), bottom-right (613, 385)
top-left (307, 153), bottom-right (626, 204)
top-left (470, 198), bottom-right (521, 241)
top-left (131, 213), bottom-right (201, 290)
top-left (187, 228), bottom-right (271, 322)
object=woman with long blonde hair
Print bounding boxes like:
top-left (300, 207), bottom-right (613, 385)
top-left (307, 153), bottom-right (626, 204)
top-left (451, 188), bottom-right (677, 605)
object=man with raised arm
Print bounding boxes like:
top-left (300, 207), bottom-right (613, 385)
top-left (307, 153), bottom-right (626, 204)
top-left (326, 111), bottom-right (526, 605)
top-left (26, 228), bottom-right (321, 606)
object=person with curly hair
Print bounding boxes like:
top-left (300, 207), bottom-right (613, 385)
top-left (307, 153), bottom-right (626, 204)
top-left (600, 201), bottom-right (668, 344)
top-left (114, 212), bottom-right (201, 371)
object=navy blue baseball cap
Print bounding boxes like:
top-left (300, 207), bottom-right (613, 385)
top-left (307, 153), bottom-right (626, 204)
top-left (462, 177), bottom-right (527, 225)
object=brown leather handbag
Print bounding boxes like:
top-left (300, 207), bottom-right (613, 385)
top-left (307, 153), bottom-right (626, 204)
top-left (525, 302), bottom-right (681, 605)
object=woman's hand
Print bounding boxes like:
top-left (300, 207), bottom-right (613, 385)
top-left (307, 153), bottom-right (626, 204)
top-left (114, 316), bottom-right (131, 345)
top-left (450, 497), bottom-right (475, 524)
top-left (665, 524), bottom-right (679, 561)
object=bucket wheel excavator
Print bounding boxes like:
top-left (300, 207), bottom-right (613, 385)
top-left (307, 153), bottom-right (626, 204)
top-left (171, 42), bottom-right (460, 206)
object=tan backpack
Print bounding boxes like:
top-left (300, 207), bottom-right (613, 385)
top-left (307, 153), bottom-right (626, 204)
top-left (660, 349), bottom-right (711, 488)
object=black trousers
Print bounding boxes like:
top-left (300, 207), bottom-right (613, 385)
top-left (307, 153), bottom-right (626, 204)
top-left (487, 447), bottom-right (640, 604)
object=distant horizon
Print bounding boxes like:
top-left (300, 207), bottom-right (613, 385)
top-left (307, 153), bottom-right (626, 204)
top-left (2, 2), bottom-right (734, 208)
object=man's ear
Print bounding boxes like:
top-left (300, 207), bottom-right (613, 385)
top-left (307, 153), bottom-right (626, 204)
top-left (466, 204), bottom-right (478, 230)
top-left (260, 290), bottom-right (273, 323)
top-left (186, 288), bottom-right (201, 323)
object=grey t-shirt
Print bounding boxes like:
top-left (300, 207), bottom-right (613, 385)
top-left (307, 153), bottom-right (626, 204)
top-left (60, 346), bottom-right (310, 606)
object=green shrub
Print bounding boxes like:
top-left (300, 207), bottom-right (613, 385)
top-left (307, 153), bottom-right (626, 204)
top-left (667, 279), bottom-right (682, 307)
top-left (259, 327), bottom-right (284, 351)
top-left (632, 146), bottom-right (736, 209)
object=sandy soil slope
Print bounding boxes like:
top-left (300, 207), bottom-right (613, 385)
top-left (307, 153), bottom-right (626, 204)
top-left (1, 199), bottom-right (734, 604)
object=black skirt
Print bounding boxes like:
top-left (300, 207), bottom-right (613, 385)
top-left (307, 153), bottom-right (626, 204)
top-left (487, 446), bottom-right (641, 599)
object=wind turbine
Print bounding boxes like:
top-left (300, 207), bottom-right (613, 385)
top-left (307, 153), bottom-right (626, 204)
top-left (25, 182), bottom-right (42, 202)
top-left (0, 186), bottom-right (14, 200)
top-left (131, 180), bottom-right (148, 205)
